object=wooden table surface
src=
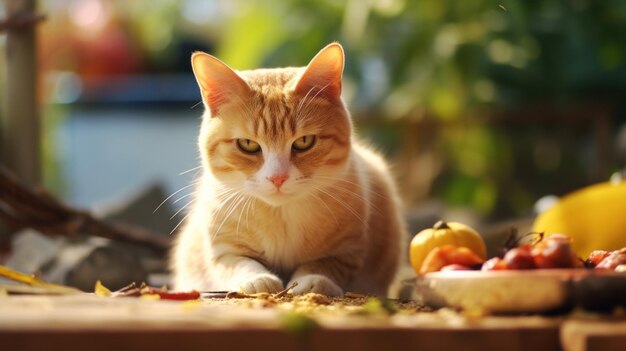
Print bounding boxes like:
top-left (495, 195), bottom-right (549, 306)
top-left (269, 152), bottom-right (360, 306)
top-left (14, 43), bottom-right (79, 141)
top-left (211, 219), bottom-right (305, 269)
top-left (0, 295), bottom-right (624, 351)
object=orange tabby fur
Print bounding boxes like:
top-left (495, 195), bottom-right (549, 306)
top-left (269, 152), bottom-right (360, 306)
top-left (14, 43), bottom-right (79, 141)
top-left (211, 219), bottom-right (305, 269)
top-left (171, 43), bottom-right (405, 296)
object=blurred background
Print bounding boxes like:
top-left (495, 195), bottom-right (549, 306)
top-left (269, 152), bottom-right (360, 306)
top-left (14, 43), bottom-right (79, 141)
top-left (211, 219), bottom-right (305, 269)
top-left (1, 0), bottom-right (626, 289)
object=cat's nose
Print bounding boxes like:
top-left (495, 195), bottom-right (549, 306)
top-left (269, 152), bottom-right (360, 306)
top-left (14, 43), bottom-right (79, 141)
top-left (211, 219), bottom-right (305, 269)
top-left (268, 174), bottom-right (288, 188)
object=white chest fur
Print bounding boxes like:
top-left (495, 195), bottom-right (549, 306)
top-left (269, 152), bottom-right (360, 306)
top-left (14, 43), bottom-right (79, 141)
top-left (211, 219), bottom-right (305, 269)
top-left (252, 202), bottom-right (317, 271)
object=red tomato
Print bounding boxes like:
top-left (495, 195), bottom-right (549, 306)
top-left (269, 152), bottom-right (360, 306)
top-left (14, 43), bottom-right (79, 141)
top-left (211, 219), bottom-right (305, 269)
top-left (587, 250), bottom-right (610, 266)
top-left (595, 248), bottom-right (626, 270)
top-left (503, 246), bottom-right (536, 270)
top-left (532, 234), bottom-right (579, 268)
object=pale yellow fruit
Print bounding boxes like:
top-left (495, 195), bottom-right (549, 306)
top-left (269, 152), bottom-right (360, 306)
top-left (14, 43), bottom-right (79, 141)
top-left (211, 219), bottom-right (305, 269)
top-left (409, 220), bottom-right (487, 274)
top-left (532, 180), bottom-right (626, 258)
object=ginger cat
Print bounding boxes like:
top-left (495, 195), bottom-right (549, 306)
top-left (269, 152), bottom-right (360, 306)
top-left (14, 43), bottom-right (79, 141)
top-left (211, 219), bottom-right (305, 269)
top-left (171, 43), bottom-right (405, 296)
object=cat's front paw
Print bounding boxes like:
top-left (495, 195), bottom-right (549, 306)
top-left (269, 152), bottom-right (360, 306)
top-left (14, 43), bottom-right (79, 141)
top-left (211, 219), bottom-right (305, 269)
top-left (239, 273), bottom-right (284, 294)
top-left (289, 274), bottom-right (343, 296)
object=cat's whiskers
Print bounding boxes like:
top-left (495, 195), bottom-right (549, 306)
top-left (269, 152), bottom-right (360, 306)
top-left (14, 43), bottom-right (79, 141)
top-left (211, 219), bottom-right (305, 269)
top-left (170, 211), bottom-right (193, 235)
top-left (235, 196), bottom-right (254, 238)
top-left (313, 175), bottom-right (386, 199)
top-left (217, 192), bottom-right (248, 239)
top-left (209, 180), bottom-right (249, 197)
top-left (212, 187), bottom-right (243, 210)
top-left (302, 84), bottom-right (330, 111)
top-left (296, 175), bottom-right (371, 206)
top-left (295, 103), bottom-right (324, 126)
top-left (172, 191), bottom-right (196, 205)
top-left (234, 194), bottom-right (249, 236)
top-left (294, 83), bottom-right (330, 124)
top-left (295, 102), bottom-right (323, 126)
top-left (208, 187), bottom-right (237, 211)
top-left (244, 195), bottom-right (254, 232)
top-left (212, 186), bottom-right (242, 199)
top-left (316, 178), bottom-right (384, 216)
top-left (178, 166), bottom-right (202, 176)
top-left (314, 188), bottom-right (365, 225)
top-left (330, 183), bottom-right (383, 216)
top-left (160, 173), bottom-right (203, 234)
top-left (208, 190), bottom-right (241, 240)
top-left (315, 178), bottom-right (367, 201)
top-left (309, 191), bottom-right (339, 227)
top-left (211, 190), bottom-right (247, 241)
top-left (294, 85), bottom-right (318, 119)
top-left (170, 199), bottom-right (196, 220)
top-left (306, 183), bottom-right (366, 225)
top-left (153, 181), bottom-right (199, 214)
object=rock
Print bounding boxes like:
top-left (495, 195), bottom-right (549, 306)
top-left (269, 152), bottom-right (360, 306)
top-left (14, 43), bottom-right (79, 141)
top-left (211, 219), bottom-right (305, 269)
top-left (4, 229), bottom-right (65, 275)
top-left (2, 183), bottom-right (174, 290)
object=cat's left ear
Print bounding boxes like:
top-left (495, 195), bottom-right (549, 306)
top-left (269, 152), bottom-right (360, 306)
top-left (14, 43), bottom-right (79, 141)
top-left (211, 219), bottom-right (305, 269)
top-left (294, 43), bottom-right (344, 101)
top-left (191, 52), bottom-right (251, 116)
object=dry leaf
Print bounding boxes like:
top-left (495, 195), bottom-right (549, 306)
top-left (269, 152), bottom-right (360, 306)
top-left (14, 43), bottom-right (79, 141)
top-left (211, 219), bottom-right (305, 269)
top-left (94, 280), bottom-right (112, 297)
top-left (0, 264), bottom-right (81, 294)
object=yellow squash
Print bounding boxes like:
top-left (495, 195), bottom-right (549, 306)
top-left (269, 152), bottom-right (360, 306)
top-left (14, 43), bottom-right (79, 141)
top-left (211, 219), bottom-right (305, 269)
top-left (409, 220), bottom-right (487, 274)
top-left (532, 180), bottom-right (626, 258)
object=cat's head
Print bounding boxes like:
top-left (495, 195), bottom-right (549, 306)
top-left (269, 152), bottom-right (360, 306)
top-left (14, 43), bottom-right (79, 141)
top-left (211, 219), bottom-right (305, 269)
top-left (192, 43), bottom-right (352, 206)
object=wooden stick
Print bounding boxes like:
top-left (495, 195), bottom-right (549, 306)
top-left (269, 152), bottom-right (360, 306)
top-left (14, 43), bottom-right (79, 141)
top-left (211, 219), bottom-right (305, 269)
top-left (0, 166), bottom-right (170, 252)
top-left (1, 0), bottom-right (41, 184)
top-left (275, 281), bottom-right (298, 298)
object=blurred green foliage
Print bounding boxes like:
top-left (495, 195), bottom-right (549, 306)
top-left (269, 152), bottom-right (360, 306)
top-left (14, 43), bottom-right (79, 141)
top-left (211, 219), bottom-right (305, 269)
top-left (208, 0), bottom-right (626, 112)
top-left (33, 0), bottom-right (626, 219)
top-left (200, 0), bottom-right (625, 218)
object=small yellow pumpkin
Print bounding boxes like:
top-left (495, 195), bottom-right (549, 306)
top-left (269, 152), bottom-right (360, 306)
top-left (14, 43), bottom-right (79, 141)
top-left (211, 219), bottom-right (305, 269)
top-left (409, 220), bottom-right (487, 274)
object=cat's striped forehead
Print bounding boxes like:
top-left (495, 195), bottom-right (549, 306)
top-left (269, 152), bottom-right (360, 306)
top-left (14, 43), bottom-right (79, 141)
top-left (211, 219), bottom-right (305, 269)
top-left (249, 93), bottom-right (298, 142)
top-left (237, 67), bottom-right (312, 143)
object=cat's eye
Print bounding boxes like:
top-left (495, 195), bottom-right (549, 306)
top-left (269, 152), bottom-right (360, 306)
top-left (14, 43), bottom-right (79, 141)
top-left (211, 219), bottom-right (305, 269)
top-left (236, 139), bottom-right (261, 154)
top-left (292, 135), bottom-right (316, 152)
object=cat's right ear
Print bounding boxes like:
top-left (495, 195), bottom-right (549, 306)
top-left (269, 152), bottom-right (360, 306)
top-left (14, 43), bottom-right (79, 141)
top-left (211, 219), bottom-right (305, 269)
top-left (191, 52), bottom-right (251, 116)
top-left (294, 43), bottom-right (344, 101)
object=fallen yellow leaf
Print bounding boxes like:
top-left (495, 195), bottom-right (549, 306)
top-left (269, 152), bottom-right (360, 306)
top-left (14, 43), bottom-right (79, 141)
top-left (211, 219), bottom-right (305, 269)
top-left (94, 280), bottom-right (112, 297)
top-left (0, 264), bottom-right (81, 294)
